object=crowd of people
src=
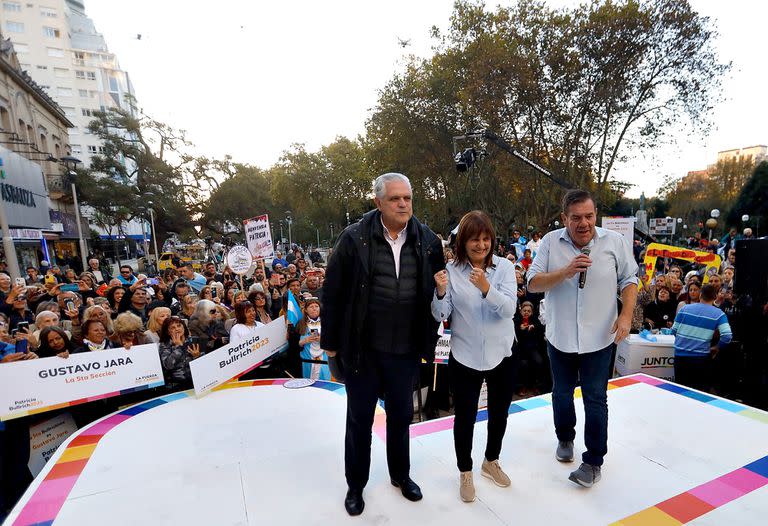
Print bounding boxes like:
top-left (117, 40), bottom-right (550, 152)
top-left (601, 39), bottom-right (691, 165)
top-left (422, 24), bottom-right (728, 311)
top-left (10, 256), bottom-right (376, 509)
top-left (1, 182), bottom-right (767, 517)
top-left (0, 249), bottom-right (331, 516)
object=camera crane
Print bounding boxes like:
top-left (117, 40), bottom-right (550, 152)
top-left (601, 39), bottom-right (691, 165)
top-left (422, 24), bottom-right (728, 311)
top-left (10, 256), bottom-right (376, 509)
top-left (452, 129), bottom-right (655, 242)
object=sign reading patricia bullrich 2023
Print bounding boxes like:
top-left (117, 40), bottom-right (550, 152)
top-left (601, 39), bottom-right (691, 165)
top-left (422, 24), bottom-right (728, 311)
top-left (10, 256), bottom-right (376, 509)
top-left (190, 317), bottom-right (288, 397)
top-left (0, 344), bottom-right (165, 421)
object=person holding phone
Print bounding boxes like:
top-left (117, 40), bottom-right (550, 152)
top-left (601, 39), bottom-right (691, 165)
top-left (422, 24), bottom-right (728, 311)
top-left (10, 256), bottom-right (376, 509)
top-left (6, 289), bottom-right (35, 331)
top-left (158, 316), bottom-right (201, 391)
top-left (297, 298), bottom-right (328, 380)
top-left (0, 322), bottom-right (38, 362)
top-left (431, 211), bottom-right (518, 503)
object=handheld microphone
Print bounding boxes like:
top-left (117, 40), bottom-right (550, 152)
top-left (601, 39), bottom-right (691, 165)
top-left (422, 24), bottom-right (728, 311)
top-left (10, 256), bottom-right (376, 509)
top-left (578, 247), bottom-right (591, 289)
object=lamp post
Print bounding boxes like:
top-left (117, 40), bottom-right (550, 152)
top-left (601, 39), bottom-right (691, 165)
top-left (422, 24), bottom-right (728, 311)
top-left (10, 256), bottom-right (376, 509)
top-left (707, 209), bottom-right (720, 245)
top-left (285, 211), bottom-right (293, 248)
top-left (59, 156), bottom-right (88, 272)
top-left (676, 218), bottom-right (683, 244)
top-left (0, 191), bottom-right (21, 280)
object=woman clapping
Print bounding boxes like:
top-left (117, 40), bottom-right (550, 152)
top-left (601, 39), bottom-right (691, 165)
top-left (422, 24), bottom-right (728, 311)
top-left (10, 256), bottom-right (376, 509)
top-left (431, 211), bottom-right (518, 503)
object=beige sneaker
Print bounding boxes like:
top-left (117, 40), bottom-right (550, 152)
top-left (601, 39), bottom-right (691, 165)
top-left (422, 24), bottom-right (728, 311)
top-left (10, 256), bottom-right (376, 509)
top-left (459, 471), bottom-right (475, 502)
top-left (481, 458), bottom-right (511, 487)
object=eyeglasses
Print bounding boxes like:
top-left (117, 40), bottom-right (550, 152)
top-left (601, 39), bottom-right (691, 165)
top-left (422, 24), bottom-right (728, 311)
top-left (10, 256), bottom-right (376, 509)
top-left (209, 309), bottom-right (218, 314)
top-left (121, 271), bottom-right (131, 275)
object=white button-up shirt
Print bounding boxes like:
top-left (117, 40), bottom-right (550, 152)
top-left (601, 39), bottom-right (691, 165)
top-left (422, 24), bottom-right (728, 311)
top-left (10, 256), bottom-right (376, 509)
top-left (381, 215), bottom-right (408, 278)
top-left (431, 255), bottom-right (517, 371)
top-left (526, 227), bottom-right (638, 354)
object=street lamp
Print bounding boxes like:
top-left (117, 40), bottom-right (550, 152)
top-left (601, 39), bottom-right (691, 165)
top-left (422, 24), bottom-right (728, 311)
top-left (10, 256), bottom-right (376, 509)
top-left (141, 192), bottom-right (160, 273)
top-left (59, 155), bottom-right (88, 272)
top-left (285, 211), bottom-right (293, 248)
top-left (707, 209), bottom-right (720, 245)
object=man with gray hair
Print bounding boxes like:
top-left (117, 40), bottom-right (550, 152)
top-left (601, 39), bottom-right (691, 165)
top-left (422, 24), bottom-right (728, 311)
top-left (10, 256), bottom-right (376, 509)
top-left (88, 258), bottom-right (111, 285)
top-left (322, 172), bottom-right (445, 515)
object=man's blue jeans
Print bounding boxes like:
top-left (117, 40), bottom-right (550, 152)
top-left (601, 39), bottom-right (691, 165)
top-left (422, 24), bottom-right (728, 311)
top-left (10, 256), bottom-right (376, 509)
top-left (548, 342), bottom-right (613, 466)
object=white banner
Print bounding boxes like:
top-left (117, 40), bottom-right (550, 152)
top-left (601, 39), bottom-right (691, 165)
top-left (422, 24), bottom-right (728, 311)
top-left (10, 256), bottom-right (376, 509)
top-left (601, 217), bottom-right (636, 241)
top-left (244, 214), bottom-right (275, 260)
top-left (190, 317), bottom-right (288, 397)
top-left (0, 344), bottom-right (164, 421)
top-left (602, 216), bottom-right (636, 260)
top-left (28, 412), bottom-right (78, 477)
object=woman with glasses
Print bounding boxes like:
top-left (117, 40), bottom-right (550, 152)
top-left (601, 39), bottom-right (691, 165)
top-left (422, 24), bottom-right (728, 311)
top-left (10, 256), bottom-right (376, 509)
top-left (249, 291), bottom-right (272, 324)
top-left (110, 312), bottom-right (149, 349)
top-left (188, 299), bottom-right (226, 352)
top-left (179, 294), bottom-right (198, 320)
top-left (158, 316), bottom-right (200, 391)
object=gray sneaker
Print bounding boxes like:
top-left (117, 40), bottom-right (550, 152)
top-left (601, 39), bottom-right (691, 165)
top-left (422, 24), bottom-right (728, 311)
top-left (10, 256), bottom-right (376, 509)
top-left (556, 441), bottom-right (574, 462)
top-left (568, 462), bottom-right (601, 488)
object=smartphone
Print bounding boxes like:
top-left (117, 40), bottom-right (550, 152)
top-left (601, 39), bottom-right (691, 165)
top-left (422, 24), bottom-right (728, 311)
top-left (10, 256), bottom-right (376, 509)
top-left (211, 287), bottom-right (217, 299)
top-left (15, 277), bottom-right (26, 287)
top-left (146, 278), bottom-right (159, 286)
top-left (188, 336), bottom-right (202, 346)
top-left (310, 328), bottom-right (318, 336)
top-left (61, 283), bottom-right (79, 292)
top-left (15, 338), bottom-right (28, 354)
top-left (17, 321), bottom-right (29, 332)
top-left (65, 300), bottom-right (76, 311)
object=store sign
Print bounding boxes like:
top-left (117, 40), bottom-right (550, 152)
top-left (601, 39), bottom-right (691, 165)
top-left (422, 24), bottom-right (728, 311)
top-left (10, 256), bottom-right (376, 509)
top-left (0, 147), bottom-right (51, 230)
top-left (3, 228), bottom-right (43, 240)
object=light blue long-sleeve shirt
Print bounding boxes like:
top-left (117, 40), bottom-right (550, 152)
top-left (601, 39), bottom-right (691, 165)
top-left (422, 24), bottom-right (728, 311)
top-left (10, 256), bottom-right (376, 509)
top-left (431, 255), bottom-right (517, 371)
top-left (526, 227), bottom-right (638, 354)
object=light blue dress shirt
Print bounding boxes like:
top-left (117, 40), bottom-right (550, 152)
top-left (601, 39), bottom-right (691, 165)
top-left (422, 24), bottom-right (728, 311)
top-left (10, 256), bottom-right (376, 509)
top-left (431, 255), bottom-right (517, 371)
top-left (526, 227), bottom-right (638, 354)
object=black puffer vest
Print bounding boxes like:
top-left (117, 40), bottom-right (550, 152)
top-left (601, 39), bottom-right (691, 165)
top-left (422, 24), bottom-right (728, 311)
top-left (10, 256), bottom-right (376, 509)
top-left (366, 220), bottom-right (419, 354)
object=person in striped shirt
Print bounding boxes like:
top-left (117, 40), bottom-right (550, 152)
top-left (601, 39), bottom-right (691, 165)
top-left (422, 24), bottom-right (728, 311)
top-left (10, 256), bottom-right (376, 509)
top-left (671, 284), bottom-right (732, 392)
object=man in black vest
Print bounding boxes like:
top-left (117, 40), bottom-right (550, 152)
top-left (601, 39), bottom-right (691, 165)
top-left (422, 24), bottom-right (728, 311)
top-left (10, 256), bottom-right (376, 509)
top-left (322, 173), bottom-right (445, 516)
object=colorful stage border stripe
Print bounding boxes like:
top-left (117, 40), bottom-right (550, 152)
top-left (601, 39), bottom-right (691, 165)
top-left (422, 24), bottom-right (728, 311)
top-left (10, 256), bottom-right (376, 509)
top-left (10, 379), bottom-right (348, 526)
top-left (9, 374), bottom-right (768, 526)
top-left (1, 381), bottom-right (166, 422)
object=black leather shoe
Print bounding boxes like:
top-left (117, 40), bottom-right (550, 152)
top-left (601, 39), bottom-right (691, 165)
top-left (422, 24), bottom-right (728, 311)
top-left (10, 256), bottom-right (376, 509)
top-left (344, 488), bottom-right (364, 516)
top-left (390, 477), bottom-right (423, 501)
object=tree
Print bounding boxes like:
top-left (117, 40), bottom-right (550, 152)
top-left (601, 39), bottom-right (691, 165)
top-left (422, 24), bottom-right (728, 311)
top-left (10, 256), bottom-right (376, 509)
top-left (363, 0), bottom-right (728, 236)
top-left (726, 161), bottom-right (768, 235)
top-left (76, 102), bottom-right (209, 248)
top-left (661, 155), bottom-right (756, 230)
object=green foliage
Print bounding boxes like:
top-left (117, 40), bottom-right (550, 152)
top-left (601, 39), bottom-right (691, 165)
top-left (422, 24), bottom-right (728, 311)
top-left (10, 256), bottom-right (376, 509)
top-left (362, 0), bottom-right (728, 236)
top-left (726, 161), bottom-right (768, 233)
top-left (661, 155), bottom-right (756, 230)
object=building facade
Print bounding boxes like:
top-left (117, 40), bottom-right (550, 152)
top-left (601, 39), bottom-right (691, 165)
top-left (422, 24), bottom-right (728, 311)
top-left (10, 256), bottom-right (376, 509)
top-left (0, 31), bottom-right (75, 277)
top-left (0, 0), bottom-right (149, 264)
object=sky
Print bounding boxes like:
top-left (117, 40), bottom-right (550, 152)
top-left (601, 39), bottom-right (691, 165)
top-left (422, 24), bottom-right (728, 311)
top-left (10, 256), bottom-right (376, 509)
top-left (86, 0), bottom-right (768, 198)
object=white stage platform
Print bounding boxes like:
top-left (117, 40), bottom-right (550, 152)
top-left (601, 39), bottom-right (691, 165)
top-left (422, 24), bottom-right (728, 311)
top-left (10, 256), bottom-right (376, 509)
top-left (5, 374), bottom-right (768, 526)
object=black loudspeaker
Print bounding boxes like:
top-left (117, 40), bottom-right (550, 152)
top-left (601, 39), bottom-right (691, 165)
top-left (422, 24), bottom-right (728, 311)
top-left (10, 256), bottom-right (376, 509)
top-left (734, 239), bottom-right (768, 301)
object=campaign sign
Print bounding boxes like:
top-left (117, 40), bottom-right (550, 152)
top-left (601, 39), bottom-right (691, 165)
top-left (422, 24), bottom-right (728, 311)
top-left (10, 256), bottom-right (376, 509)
top-left (226, 245), bottom-right (253, 275)
top-left (244, 214), bottom-right (275, 260)
top-left (0, 344), bottom-right (164, 421)
top-left (435, 331), bottom-right (451, 365)
top-left (615, 334), bottom-right (675, 381)
top-left (28, 412), bottom-right (78, 477)
top-left (190, 317), bottom-right (288, 397)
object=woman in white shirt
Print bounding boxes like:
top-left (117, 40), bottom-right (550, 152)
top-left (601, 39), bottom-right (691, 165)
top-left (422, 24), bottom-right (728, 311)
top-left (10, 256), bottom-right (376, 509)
top-left (229, 301), bottom-right (264, 344)
top-left (432, 210), bottom-right (518, 503)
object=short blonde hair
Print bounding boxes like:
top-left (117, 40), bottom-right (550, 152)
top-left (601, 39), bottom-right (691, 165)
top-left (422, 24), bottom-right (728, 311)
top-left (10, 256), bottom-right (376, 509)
top-left (113, 312), bottom-right (143, 334)
top-left (147, 307), bottom-right (171, 333)
top-left (83, 305), bottom-right (114, 334)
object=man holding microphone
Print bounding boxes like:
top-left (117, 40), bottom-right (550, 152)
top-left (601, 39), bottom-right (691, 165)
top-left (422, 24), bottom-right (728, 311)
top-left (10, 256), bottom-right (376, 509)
top-left (527, 189), bottom-right (638, 487)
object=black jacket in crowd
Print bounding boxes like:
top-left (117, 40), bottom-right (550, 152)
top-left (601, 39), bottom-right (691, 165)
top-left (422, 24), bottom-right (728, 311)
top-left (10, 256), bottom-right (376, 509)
top-left (320, 209), bottom-right (445, 374)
